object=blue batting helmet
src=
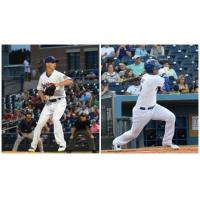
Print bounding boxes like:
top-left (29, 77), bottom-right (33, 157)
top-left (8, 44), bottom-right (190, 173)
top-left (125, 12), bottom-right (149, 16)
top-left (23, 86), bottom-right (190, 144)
top-left (145, 59), bottom-right (162, 74)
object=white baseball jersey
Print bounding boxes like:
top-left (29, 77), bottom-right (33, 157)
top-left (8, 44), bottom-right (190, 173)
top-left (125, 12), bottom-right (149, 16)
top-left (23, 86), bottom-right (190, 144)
top-left (135, 74), bottom-right (164, 108)
top-left (37, 70), bottom-right (71, 99)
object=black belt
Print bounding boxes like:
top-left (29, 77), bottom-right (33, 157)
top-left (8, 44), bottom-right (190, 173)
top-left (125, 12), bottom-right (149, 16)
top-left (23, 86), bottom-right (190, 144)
top-left (48, 98), bottom-right (62, 102)
top-left (140, 106), bottom-right (155, 110)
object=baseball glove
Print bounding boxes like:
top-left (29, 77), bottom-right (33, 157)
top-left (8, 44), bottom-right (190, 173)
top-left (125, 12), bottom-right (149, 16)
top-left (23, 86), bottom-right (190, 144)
top-left (44, 83), bottom-right (56, 96)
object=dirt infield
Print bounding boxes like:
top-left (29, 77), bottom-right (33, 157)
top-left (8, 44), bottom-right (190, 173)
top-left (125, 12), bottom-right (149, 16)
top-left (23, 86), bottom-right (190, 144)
top-left (101, 145), bottom-right (198, 154)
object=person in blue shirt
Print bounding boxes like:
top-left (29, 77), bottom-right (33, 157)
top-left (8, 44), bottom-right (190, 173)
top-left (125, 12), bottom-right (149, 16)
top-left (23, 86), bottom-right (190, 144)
top-left (135, 45), bottom-right (148, 57)
top-left (115, 45), bottom-right (132, 60)
top-left (126, 55), bottom-right (145, 77)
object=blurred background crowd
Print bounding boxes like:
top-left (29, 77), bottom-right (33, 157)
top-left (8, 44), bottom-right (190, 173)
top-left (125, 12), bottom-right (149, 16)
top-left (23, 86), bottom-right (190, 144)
top-left (101, 45), bottom-right (198, 97)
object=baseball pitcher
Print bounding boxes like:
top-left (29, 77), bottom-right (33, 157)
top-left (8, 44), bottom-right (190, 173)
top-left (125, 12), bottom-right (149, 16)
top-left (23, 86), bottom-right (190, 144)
top-left (28, 56), bottom-right (73, 152)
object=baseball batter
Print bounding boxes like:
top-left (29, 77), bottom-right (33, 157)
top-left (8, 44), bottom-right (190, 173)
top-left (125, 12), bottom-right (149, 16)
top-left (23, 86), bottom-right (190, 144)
top-left (113, 59), bottom-right (179, 150)
top-left (28, 56), bottom-right (73, 152)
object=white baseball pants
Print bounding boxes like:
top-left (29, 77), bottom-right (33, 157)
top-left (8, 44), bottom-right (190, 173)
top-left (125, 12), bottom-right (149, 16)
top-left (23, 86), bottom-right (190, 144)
top-left (113, 104), bottom-right (176, 146)
top-left (31, 98), bottom-right (66, 150)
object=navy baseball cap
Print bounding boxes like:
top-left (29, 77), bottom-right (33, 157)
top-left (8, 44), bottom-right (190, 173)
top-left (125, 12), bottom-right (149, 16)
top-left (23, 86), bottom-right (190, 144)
top-left (45, 56), bottom-right (59, 63)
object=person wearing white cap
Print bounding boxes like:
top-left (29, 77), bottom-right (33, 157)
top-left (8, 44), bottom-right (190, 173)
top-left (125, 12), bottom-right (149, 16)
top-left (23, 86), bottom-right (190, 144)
top-left (126, 55), bottom-right (145, 77)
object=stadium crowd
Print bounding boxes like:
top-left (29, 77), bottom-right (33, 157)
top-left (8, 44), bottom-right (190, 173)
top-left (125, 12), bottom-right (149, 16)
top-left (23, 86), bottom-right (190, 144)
top-left (101, 45), bottom-right (198, 97)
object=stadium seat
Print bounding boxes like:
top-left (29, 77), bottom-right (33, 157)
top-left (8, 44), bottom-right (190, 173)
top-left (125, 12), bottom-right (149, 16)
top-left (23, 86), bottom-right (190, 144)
top-left (108, 82), bottom-right (125, 95)
top-left (168, 46), bottom-right (180, 57)
top-left (187, 45), bottom-right (198, 54)
top-left (179, 45), bottom-right (191, 52)
top-left (180, 58), bottom-right (193, 66)
top-left (157, 55), bottom-right (168, 61)
top-left (145, 45), bottom-right (152, 53)
top-left (171, 63), bottom-right (180, 71)
top-left (192, 54), bottom-right (198, 63)
top-left (174, 53), bottom-right (187, 64)
top-left (164, 45), bottom-right (173, 54)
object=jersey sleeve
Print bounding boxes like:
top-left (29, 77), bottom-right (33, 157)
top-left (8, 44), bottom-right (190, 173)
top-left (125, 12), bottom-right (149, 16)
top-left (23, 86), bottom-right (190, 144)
top-left (59, 72), bottom-right (72, 82)
top-left (157, 76), bottom-right (165, 87)
top-left (37, 76), bottom-right (44, 91)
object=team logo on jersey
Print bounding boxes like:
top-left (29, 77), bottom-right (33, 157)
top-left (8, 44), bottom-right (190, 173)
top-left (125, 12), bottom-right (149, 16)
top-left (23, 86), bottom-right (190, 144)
top-left (42, 82), bottom-right (53, 89)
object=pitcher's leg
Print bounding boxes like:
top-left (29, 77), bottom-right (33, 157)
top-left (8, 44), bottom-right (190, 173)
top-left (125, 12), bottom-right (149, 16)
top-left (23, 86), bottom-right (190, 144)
top-left (31, 106), bottom-right (50, 150)
top-left (151, 104), bottom-right (176, 145)
top-left (28, 132), bottom-right (44, 152)
top-left (37, 139), bottom-right (44, 152)
top-left (52, 99), bottom-right (66, 147)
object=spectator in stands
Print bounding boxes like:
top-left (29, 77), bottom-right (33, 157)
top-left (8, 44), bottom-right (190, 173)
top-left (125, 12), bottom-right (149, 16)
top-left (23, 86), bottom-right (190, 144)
top-left (101, 45), bottom-right (115, 60)
top-left (162, 60), bottom-right (178, 79)
top-left (101, 64), bottom-right (120, 83)
top-left (80, 92), bottom-right (91, 104)
top-left (158, 67), bottom-right (171, 93)
top-left (89, 94), bottom-right (99, 107)
top-left (121, 69), bottom-right (134, 82)
top-left (89, 106), bottom-right (99, 121)
top-left (191, 78), bottom-right (198, 93)
top-left (15, 97), bottom-right (23, 109)
top-left (3, 109), bottom-right (16, 121)
top-left (126, 55), bottom-right (145, 77)
top-left (23, 57), bottom-right (31, 81)
top-left (86, 71), bottom-right (97, 80)
top-left (115, 45), bottom-right (132, 60)
top-left (125, 77), bottom-right (141, 96)
top-left (118, 63), bottom-right (127, 78)
top-left (135, 45), bottom-right (148, 57)
top-left (101, 80), bottom-right (113, 97)
top-left (177, 75), bottom-right (189, 93)
top-left (150, 45), bottom-right (165, 58)
top-left (90, 119), bottom-right (99, 134)
top-left (14, 109), bottom-right (24, 120)
top-left (101, 57), bottom-right (115, 73)
top-left (171, 85), bottom-right (181, 94)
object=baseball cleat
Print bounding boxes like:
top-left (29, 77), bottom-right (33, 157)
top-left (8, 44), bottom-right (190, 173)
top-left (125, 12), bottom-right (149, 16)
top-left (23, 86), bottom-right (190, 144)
top-left (162, 143), bottom-right (180, 150)
top-left (58, 146), bottom-right (66, 152)
top-left (28, 147), bottom-right (35, 152)
top-left (113, 144), bottom-right (122, 151)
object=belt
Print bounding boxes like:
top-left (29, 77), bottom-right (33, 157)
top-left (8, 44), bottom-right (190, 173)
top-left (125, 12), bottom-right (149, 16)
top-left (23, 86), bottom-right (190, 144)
top-left (48, 98), bottom-right (62, 103)
top-left (140, 106), bottom-right (155, 110)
